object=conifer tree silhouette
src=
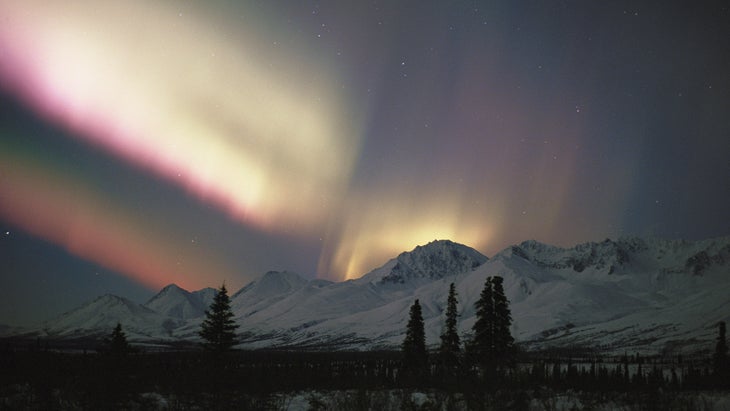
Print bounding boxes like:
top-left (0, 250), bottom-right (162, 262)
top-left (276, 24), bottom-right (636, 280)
top-left (491, 276), bottom-right (515, 368)
top-left (402, 299), bottom-right (428, 376)
top-left (439, 283), bottom-right (461, 362)
top-left (199, 283), bottom-right (239, 352)
top-left (468, 276), bottom-right (515, 376)
top-left (105, 322), bottom-right (132, 356)
top-left (437, 283), bottom-right (462, 386)
top-left (468, 276), bottom-right (495, 369)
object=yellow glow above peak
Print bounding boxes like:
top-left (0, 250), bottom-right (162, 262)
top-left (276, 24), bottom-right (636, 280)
top-left (318, 188), bottom-right (495, 280)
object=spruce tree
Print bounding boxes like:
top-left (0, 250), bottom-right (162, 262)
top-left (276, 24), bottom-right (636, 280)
top-left (491, 276), bottom-right (515, 368)
top-left (468, 276), bottom-right (495, 368)
top-left (438, 283), bottom-right (461, 383)
top-left (199, 283), bottom-right (239, 352)
top-left (105, 322), bottom-right (132, 356)
top-left (439, 283), bottom-right (461, 359)
top-left (402, 299), bottom-right (428, 374)
top-left (468, 276), bottom-right (515, 374)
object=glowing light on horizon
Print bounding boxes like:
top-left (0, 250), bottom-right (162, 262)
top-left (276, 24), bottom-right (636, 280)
top-left (318, 186), bottom-right (496, 280)
top-left (0, 0), bottom-right (361, 234)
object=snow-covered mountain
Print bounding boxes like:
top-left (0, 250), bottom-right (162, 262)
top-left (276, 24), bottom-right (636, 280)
top-left (23, 236), bottom-right (730, 354)
top-left (485, 237), bottom-right (730, 352)
top-left (231, 270), bottom-right (311, 312)
top-left (42, 294), bottom-right (181, 339)
top-left (226, 240), bottom-right (489, 348)
top-left (35, 286), bottom-right (216, 341)
top-left (373, 239), bottom-right (488, 284)
top-left (144, 284), bottom-right (216, 320)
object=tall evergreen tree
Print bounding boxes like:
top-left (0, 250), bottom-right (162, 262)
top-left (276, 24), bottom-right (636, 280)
top-left (438, 283), bottom-right (461, 383)
top-left (491, 276), bottom-right (515, 367)
top-left (468, 276), bottom-right (495, 368)
top-left (402, 299), bottom-right (428, 374)
top-left (439, 283), bottom-right (461, 358)
top-left (104, 322), bottom-right (132, 356)
top-left (468, 276), bottom-right (515, 374)
top-left (199, 283), bottom-right (239, 352)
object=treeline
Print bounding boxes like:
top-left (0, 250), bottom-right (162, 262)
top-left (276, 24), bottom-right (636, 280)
top-left (2, 346), bottom-right (727, 406)
top-left (519, 357), bottom-right (726, 392)
top-left (2, 278), bottom-right (727, 408)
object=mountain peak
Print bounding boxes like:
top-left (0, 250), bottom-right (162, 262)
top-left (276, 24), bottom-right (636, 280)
top-left (232, 271), bottom-right (308, 300)
top-left (94, 293), bottom-right (140, 308)
top-left (144, 284), bottom-right (209, 320)
top-left (500, 236), bottom-right (730, 275)
top-left (160, 283), bottom-right (185, 292)
top-left (29, 235), bottom-right (730, 354)
top-left (379, 239), bottom-right (488, 284)
top-left (43, 294), bottom-right (162, 337)
top-left (146, 284), bottom-right (186, 304)
top-left (499, 238), bottom-right (632, 273)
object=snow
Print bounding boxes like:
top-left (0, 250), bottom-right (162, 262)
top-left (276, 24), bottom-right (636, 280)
top-left (41, 294), bottom-right (176, 339)
top-left (19, 235), bottom-right (730, 355)
top-left (144, 284), bottom-right (212, 320)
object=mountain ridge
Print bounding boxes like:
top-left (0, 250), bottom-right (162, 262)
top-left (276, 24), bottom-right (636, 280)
top-left (378, 239), bottom-right (488, 284)
top-left (9, 235), bottom-right (729, 354)
top-left (144, 283), bottom-right (216, 320)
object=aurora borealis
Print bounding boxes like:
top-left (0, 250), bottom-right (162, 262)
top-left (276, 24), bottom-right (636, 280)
top-left (1, 1), bottom-right (729, 325)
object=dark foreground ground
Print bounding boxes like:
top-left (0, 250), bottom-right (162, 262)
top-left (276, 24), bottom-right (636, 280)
top-left (1, 343), bottom-right (728, 410)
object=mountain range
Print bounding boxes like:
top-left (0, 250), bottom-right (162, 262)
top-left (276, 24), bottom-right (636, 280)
top-left (9, 236), bottom-right (730, 355)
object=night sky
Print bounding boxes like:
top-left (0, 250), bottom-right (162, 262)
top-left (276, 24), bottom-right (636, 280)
top-left (1, 1), bottom-right (729, 326)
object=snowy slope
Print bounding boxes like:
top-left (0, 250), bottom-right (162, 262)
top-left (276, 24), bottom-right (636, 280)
top-left (37, 285), bottom-right (220, 341)
top-left (228, 240), bottom-right (487, 348)
top-left (226, 237), bottom-right (729, 353)
top-left (373, 239), bottom-right (488, 284)
top-left (22, 236), bottom-right (730, 355)
top-left (231, 271), bottom-right (310, 312)
top-left (494, 237), bottom-right (730, 354)
top-left (144, 284), bottom-right (215, 320)
top-left (41, 294), bottom-right (182, 339)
